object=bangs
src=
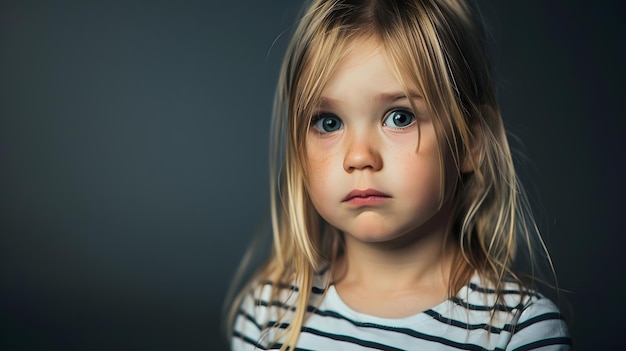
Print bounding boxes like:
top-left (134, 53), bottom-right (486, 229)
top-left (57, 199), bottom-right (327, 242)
top-left (289, 0), bottom-right (476, 140)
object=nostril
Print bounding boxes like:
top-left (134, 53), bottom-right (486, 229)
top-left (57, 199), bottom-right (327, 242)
top-left (343, 143), bottom-right (383, 172)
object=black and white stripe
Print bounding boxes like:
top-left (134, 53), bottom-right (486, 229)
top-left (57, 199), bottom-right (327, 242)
top-left (231, 273), bottom-right (570, 351)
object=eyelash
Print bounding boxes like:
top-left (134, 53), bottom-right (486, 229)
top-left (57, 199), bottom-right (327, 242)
top-left (382, 109), bottom-right (416, 129)
top-left (310, 108), bottom-right (416, 134)
top-left (309, 113), bottom-right (342, 134)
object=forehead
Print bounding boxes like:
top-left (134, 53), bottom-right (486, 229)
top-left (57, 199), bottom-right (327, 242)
top-left (318, 38), bottom-right (421, 103)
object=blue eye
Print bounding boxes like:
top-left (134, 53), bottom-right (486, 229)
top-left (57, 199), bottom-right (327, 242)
top-left (312, 114), bottom-right (343, 133)
top-left (383, 109), bottom-right (415, 128)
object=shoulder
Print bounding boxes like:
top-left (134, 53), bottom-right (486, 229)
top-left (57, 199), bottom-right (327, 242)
top-left (509, 293), bottom-right (572, 350)
top-left (231, 270), bottom-right (330, 350)
top-left (230, 282), bottom-right (270, 351)
top-left (230, 280), bottom-right (293, 350)
top-left (460, 275), bottom-right (572, 350)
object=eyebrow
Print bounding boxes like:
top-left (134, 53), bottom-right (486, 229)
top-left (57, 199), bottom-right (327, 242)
top-left (374, 91), bottom-right (423, 103)
top-left (318, 91), bottom-right (423, 109)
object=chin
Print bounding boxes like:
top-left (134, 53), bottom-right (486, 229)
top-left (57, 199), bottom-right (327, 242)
top-left (342, 223), bottom-right (402, 243)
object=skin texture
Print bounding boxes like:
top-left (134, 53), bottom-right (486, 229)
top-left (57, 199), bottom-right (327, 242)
top-left (305, 39), bottom-right (458, 317)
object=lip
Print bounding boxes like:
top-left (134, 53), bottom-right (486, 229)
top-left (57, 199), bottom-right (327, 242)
top-left (342, 188), bottom-right (391, 206)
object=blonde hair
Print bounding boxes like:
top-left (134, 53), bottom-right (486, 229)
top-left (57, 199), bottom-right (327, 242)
top-left (226, 0), bottom-right (556, 349)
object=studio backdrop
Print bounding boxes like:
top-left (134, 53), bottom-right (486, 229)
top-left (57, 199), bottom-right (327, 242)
top-left (0, 1), bottom-right (622, 350)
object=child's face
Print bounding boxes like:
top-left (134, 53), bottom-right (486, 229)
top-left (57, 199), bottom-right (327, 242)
top-left (305, 39), bottom-right (453, 244)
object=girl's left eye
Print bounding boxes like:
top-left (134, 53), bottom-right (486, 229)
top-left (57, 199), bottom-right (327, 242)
top-left (383, 109), bottom-right (415, 128)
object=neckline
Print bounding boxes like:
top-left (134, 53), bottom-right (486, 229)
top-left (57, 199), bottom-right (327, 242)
top-left (323, 283), bottom-right (452, 327)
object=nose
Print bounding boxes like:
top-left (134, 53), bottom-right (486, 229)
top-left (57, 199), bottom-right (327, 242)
top-left (343, 133), bottom-right (383, 172)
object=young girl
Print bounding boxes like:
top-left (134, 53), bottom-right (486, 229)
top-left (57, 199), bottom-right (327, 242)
top-left (228, 0), bottom-right (571, 349)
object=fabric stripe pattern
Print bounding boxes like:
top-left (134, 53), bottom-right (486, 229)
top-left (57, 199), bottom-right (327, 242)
top-left (231, 272), bottom-right (571, 350)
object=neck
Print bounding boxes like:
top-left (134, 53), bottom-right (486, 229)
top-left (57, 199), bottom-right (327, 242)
top-left (333, 206), bottom-right (458, 293)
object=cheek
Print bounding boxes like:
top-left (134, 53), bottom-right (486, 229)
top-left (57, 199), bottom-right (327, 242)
top-left (306, 148), bottom-right (328, 180)
top-left (305, 149), bottom-right (334, 202)
top-left (394, 138), bottom-right (445, 203)
top-left (403, 155), bottom-right (442, 192)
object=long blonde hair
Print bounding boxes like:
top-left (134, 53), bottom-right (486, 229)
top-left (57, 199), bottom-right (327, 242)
top-left (226, 0), bottom-right (556, 349)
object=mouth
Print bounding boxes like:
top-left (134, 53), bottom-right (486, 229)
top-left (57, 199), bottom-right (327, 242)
top-left (342, 188), bottom-right (391, 205)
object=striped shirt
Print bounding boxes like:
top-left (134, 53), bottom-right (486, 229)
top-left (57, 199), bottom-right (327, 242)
top-left (232, 271), bottom-right (571, 350)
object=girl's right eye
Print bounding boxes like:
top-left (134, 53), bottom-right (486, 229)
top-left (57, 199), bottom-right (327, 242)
top-left (311, 114), bottom-right (343, 133)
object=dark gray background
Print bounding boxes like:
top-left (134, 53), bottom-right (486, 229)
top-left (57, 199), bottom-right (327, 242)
top-left (1, 1), bottom-right (622, 350)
